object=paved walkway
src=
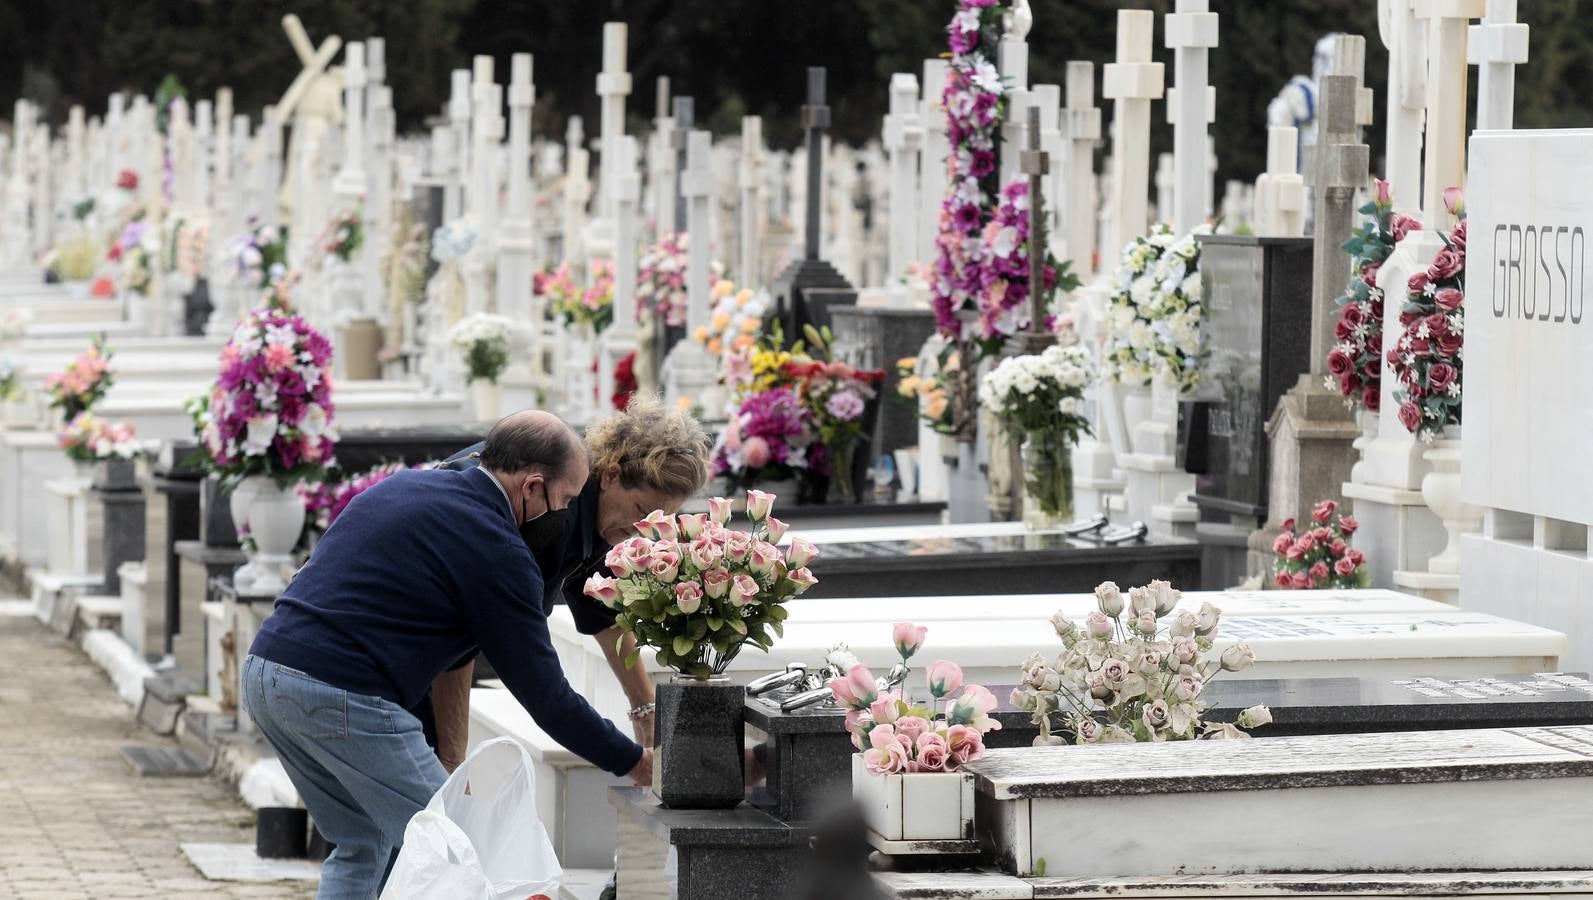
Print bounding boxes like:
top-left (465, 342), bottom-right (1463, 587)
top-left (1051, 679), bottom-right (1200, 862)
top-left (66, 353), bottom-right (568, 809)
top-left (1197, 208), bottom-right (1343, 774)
top-left (0, 613), bottom-right (314, 899)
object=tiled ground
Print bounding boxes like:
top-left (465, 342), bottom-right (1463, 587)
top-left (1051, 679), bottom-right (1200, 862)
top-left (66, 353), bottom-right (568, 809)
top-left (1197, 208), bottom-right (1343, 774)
top-left (0, 613), bottom-right (314, 899)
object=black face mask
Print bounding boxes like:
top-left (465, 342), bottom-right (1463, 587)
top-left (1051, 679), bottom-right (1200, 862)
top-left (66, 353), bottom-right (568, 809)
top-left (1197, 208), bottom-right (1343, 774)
top-left (519, 478), bottom-right (570, 554)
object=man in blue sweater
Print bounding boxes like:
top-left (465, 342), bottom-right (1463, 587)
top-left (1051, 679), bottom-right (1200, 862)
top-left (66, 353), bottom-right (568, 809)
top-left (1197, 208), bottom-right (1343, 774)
top-left (245, 410), bottom-right (649, 900)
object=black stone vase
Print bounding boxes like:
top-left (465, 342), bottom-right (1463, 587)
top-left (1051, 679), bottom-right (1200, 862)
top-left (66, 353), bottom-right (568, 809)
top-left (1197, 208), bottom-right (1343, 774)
top-left (654, 675), bottom-right (746, 809)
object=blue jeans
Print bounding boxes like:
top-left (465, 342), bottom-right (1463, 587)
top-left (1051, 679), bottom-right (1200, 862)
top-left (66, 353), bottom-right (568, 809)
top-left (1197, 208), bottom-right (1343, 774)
top-left (243, 654), bottom-right (447, 900)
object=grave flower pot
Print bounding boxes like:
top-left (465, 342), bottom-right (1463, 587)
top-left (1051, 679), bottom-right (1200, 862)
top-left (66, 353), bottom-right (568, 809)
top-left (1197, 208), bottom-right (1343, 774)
top-left (231, 475), bottom-right (306, 596)
top-left (1020, 432), bottom-right (1074, 530)
top-left (470, 379), bottom-right (503, 422)
top-left (1419, 425), bottom-right (1481, 576)
top-left (851, 754), bottom-right (974, 843)
top-left (70, 459), bottom-right (93, 482)
top-left (96, 457), bottom-right (137, 491)
top-left (653, 675), bottom-right (745, 809)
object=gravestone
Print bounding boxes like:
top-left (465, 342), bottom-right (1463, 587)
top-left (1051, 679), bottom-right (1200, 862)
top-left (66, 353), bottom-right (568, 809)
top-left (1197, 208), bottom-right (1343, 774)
top-left (1186, 234), bottom-right (1313, 586)
top-left (770, 67), bottom-right (854, 340)
top-left (828, 307), bottom-right (935, 473)
top-left (971, 725), bottom-right (1593, 877)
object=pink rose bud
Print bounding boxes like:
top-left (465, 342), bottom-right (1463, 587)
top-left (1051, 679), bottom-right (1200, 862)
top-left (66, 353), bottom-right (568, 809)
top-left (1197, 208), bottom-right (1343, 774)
top-left (636, 509), bottom-right (678, 542)
top-left (893, 622), bottom-right (928, 660)
top-left (869, 693), bottom-right (903, 725)
top-left (786, 537), bottom-right (819, 568)
top-left (926, 660), bottom-right (964, 700)
top-left (674, 581), bottom-right (704, 614)
top-left (1334, 556), bottom-right (1357, 577)
top-left (604, 544), bottom-right (636, 577)
top-left (1279, 517), bottom-right (1296, 533)
top-left (1272, 532), bottom-right (1294, 556)
top-left (762, 516), bottom-right (789, 544)
top-left (746, 489), bottom-right (776, 520)
top-left (707, 497), bottom-right (734, 525)
top-left (689, 539), bottom-right (723, 572)
top-left (1085, 610), bottom-right (1113, 639)
top-left (678, 513), bottom-right (708, 540)
top-left (1312, 499), bottom-right (1337, 524)
top-left (1094, 581), bottom-right (1124, 617)
top-left (1442, 186), bottom-right (1465, 217)
top-left (1197, 602), bottom-right (1221, 636)
top-left (729, 574), bottom-right (760, 606)
top-left (725, 531), bottom-right (754, 562)
top-left (749, 541), bottom-right (782, 576)
top-left (785, 566), bottom-right (818, 594)
top-left (649, 553), bottom-right (681, 583)
top-left (1374, 178), bottom-right (1392, 206)
top-left (702, 569), bottom-right (731, 599)
top-left (583, 573), bottom-right (621, 609)
top-left (1221, 643), bottom-right (1257, 672)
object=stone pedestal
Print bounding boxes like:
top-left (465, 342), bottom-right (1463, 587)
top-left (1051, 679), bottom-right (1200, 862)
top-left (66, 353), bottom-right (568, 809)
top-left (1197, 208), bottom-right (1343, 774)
top-left (768, 258), bottom-right (853, 341)
top-left (338, 317), bottom-right (383, 381)
top-left (95, 482), bottom-right (146, 596)
top-left (1248, 376), bottom-right (1359, 573)
top-left (1120, 382), bottom-right (1199, 539)
top-left (44, 476), bottom-right (94, 578)
top-left (1341, 480), bottom-right (1445, 591)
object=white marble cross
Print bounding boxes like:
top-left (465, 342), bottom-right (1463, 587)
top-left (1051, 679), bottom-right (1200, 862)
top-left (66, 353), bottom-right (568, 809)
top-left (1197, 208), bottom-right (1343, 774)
top-left (447, 68), bottom-right (472, 223)
top-left (683, 130), bottom-right (713, 333)
top-left (1304, 45), bottom-right (1371, 373)
top-left (1468, 0), bottom-right (1528, 131)
top-left (1254, 125), bottom-right (1306, 236)
top-left (499, 52), bottom-right (536, 326)
top-left (1164, 0), bottom-right (1218, 235)
top-left (1415, 0), bottom-right (1485, 227)
top-left (1379, 0), bottom-right (1428, 215)
top-left (1102, 9), bottom-right (1165, 258)
top-left (561, 116), bottom-right (590, 265)
top-left (595, 23), bottom-right (632, 241)
top-left (1155, 152), bottom-right (1175, 225)
top-left (998, 0), bottom-right (1033, 187)
top-left (193, 99), bottom-right (213, 212)
top-left (1061, 61), bottom-right (1101, 280)
top-left (883, 73), bottom-right (921, 288)
top-left (1030, 83), bottom-right (1064, 261)
top-left (649, 77), bottom-right (675, 241)
top-left (917, 59), bottom-right (950, 280)
top-left (65, 105), bottom-right (85, 203)
top-left (332, 42), bottom-right (367, 204)
top-left (738, 116), bottom-right (764, 288)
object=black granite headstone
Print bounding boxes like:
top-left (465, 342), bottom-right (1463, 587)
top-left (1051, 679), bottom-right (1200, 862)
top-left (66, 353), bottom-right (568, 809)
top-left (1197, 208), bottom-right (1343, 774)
top-left (828, 308), bottom-right (936, 466)
top-left (184, 277), bottom-right (213, 337)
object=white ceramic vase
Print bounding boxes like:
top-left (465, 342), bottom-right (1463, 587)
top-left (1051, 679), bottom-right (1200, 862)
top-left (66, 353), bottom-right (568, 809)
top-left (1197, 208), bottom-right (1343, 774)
top-left (1419, 428), bottom-right (1482, 575)
top-left (851, 754), bottom-right (975, 845)
top-left (471, 379), bottom-right (503, 423)
top-left (231, 475), bottom-right (306, 596)
top-left (1348, 408), bottom-right (1379, 484)
top-left (1118, 382), bottom-right (1153, 456)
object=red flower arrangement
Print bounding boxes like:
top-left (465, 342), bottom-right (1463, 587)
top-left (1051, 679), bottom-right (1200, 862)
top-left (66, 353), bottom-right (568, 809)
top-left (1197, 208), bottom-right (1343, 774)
top-left (1327, 178), bottom-right (1419, 413)
top-left (1271, 500), bottom-right (1367, 590)
top-left (1388, 189), bottom-right (1466, 442)
top-left (612, 351), bottom-right (638, 411)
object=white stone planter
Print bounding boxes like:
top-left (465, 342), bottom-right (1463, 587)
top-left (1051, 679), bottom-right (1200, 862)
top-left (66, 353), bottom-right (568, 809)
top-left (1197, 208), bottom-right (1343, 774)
top-left (470, 379), bottom-right (503, 423)
top-left (851, 753), bottom-right (974, 843)
top-left (231, 476), bottom-right (305, 596)
top-left (1419, 427), bottom-right (1482, 575)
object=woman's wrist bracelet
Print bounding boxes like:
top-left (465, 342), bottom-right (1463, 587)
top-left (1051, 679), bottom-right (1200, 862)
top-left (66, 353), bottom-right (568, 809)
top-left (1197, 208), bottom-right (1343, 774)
top-left (627, 702), bottom-right (656, 721)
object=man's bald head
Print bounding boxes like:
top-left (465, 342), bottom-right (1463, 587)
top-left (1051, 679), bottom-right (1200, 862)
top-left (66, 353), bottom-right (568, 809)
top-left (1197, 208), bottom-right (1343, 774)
top-left (480, 410), bottom-right (587, 485)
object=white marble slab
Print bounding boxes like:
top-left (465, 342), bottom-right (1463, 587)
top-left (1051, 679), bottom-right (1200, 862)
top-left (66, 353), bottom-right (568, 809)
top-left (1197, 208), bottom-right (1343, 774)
top-left (180, 842), bottom-right (320, 883)
top-left (974, 725), bottom-right (1593, 878)
top-left (878, 869), bottom-right (1593, 898)
top-left (795, 521), bottom-right (1038, 546)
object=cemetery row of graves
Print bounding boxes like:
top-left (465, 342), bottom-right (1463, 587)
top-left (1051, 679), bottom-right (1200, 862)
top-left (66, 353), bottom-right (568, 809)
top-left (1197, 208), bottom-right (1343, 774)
top-left (1, 0), bottom-right (1591, 896)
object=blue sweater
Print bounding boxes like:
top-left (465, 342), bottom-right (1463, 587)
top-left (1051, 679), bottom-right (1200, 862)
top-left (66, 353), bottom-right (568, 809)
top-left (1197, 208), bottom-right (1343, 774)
top-left (251, 466), bottom-right (642, 777)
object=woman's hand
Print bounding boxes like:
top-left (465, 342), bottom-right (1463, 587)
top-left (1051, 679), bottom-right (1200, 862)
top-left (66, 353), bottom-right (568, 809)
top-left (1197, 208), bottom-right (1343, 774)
top-left (630, 708), bottom-right (656, 747)
top-left (627, 747), bottom-right (654, 786)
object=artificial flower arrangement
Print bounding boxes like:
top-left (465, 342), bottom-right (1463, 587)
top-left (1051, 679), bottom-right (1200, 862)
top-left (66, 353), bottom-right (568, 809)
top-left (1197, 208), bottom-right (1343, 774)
top-left (0, 309), bottom-right (31, 342)
top-left (1102, 223), bottom-right (1212, 394)
top-left (1271, 500), bottom-right (1367, 590)
top-left (1011, 580), bottom-right (1271, 744)
top-left (536, 260), bottom-right (614, 332)
top-left (695, 280), bottom-right (768, 364)
top-left (58, 412), bottom-right (139, 463)
top-left (895, 339), bottom-right (959, 435)
top-left (391, 220), bottom-right (430, 307)
top-left (44, 334), bottom-right (114, 420)
top-left (0, 358), bottom-right (21, 405)
top-left (1328, 179), bottom-right (1418, 414)
top-left (448, 313), bottom-right (517, 385)
top-left (430, 220), bottom-right (477, 263)
top-left (109, 216), bottom-right (158, 297)
top-left (322, 208), bottom-right (363, 263)
top-left (44, 234), bottom-right (101, 282)
top-left (612, 351), bottom-right (639, 411)
top-left (190, 307), bottom-right (338, 485)
top-left (636, 232), bottom-right (723, 328)
top-left (978, 342), bottom-right (1095, 522)
top-left (298, 461), bottom-right (425, 531)
top-left (1101, 226), bottom-right (1177, 387)
top-left (261, 268), bottom-right (302, 313)
top-left (1389, 188), bottom-right (1466, 443)
top-left (233, 219), bottom-right (289, 289)
top-left (582, 490), bottom-right (818, 677)
top-left (828, 623), bottom-right (1001, 776)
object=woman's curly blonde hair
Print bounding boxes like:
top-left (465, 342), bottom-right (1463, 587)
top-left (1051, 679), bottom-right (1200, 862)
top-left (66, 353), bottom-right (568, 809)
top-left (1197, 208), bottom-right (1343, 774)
top-left (584, 393), bottom-right (712, 500)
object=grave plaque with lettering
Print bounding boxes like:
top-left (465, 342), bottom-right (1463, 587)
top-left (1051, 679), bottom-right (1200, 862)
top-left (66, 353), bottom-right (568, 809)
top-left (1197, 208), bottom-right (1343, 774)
top-left (1184, 235), bottom-right (1313, 518)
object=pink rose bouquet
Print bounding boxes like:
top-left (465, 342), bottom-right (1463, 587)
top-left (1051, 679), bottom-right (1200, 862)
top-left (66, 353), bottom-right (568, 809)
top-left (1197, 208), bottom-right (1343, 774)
top-left (320, 208), bottom-right (363, 263)
top-left (191, 307), bottom-right (338, 486)
top-left (1388, 189), bottom-right (1466, 442)
top-left (58, 412), bottom-right (139, 463)
top-left (537, 259), bottom-right (614, 332)
top-left (1328, 177), bottom-right (1415, 413)
top-left (584, 490), bottom-right (816, 677)
top-left (1270, 501), bottom-right (1367, 590)
top-left (44, 334), bottom-right (115, 420)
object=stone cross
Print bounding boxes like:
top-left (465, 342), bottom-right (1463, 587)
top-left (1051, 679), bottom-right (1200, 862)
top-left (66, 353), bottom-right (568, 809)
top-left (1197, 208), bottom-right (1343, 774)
top-left (683, 129), bottom-right (714, 333)
top-left (1061, 61), bottom-right (1101, 279)
top-left (1330, 34), bottom-right (1377, 129)
top-left (883, 73), bottom-right (921, 285)
top-left (333, 40), bottom-right (367, 265)
top-left (650, 77), bottom-right (675, 240)
top-left (367, 84), bottom-right (395, 316)
top-left (1415, 0), bottom-right (1485, 226)
top-left (563, 116), bottom-right (590, 263)
top-left (739, 116), bottom-right (764, 287)
top-left (213, 89), bottom-right (233, 217)
top-left (1102, 10), bottom-right (1165, 258)
top-left (193, 99), bottom-right (213, 210)
top-left (470, 55), bottom-right (501, 236)
top-left (1254, 125), bottom-right (1306, 236)
top-left (1030, 84), bottom-right (1064, 259)
top-left (1155, 152), bottom-right (1175, 224)
top-left (167, 97), bottom-right (193, 210)
top-left (106, 93), bottom-right (126, 181)
top-left (613, 134), bottom-right (642, 328)
top-left (258, 105), bottom-right (283, 228)
top-left (918, 59), bottom-right (951, 275)
top-left (499, 52), bottom-right (536, 325)
top-left (671, 97), bottom-right (694, 234)
top-left (1164, 0), bottom-right (1218, 235)
top-left (596, 23), bottom-right (632, 227)
top-left (366, 37), bottom-right (386, 169)
top-left (998, 0), bottom-right (1033, 187)
top-left (65, 105), bottom-right (86, 202)
top-left (1304, 69), bottom-right (1371, 374)
top-left (447, 68), bottom-right (471, 222)
top-left (1018, 105), bottom-right (1053, 353)
top-left (1468, 0), bottom-right (1528, 130)
top-left (800, 67), bottom-right (831, 262)
top-left (1379, 0), bottom-right (1428, 214)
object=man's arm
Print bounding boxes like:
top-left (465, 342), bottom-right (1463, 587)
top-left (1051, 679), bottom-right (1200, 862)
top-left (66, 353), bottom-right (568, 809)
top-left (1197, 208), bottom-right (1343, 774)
top-left (430, 659), bottom-right (474, 772)
top-left (597, 626), bottom-right (657, 746)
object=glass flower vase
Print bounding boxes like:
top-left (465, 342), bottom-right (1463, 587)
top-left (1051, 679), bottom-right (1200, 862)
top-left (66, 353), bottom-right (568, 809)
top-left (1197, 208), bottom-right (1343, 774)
top-left (1020, 432), bottom-right (1075, 531)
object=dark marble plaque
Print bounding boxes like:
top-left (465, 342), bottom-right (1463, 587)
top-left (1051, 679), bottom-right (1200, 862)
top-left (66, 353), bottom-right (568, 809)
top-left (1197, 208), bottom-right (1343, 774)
top-left (744, 672), bottom-right (1593, 822)
top-left (330, 425), bottom-right (485, 477)
top-left (802, 532), bottom-right (1201, 600)
top-left (610, 788), bottom-right (807, 900)
top-left (828, 307), bottom-right (937, 466)
top-left (1186, 236), bottom-right (1313, 519)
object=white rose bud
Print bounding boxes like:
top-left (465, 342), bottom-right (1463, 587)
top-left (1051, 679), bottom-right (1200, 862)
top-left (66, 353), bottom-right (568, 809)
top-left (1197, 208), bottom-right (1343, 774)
top-left (1085, 611), bottom-right (1113, 639)
top-left (1220, 643), bottom-right (1257, 672)
top-left (1051, 612), bottom-right (1080, 642)
top-left (1168, 611), bottom-right (1199, 640)
top-left (1142, 699), bottom-right (1171, 731)
top-left (1149, 579), bottom-right (1180, 617)
top-left (1196, 601), bottom-right (1222, 636)
top-left (1238, 704), bottom-right (1273, 729)
top-left (1174, 673), bottom-right (1203, 702)
top-left (1094, 581), bottom-right (1124, 618)
top-left (1171, 637), bottom-right (1198, 666)
top-left (1088, 672), bottom-right (1115, 702)
top-left (1128, 585), bottom-right (1156, 616)
top-left (1101, 658), bottom-right (1131, 683)
top-left (1073, 717), bottom-right (1103, 743)
top-left (1132, 610), bottom-right (1158, 637)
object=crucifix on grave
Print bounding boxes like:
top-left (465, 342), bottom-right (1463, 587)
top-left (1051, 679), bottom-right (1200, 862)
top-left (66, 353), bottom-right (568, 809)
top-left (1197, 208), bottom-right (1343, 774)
top-left (738, 116), bottom-right (764, 288)
top-left (661, 130), bottom-right (724, 414)
top-left (275, 15), bottom-right (343, 226)
top-left (1013, 106), bottom-right (1055, 359)
top-left (770, 66), bottom-right (854, 341)
top-left (649, 77), bottom-right (675, 243)
top-left (670, 98), bottom-right (693, 235)
top-left (499, 53), bottom-right (536, 328)
top-left (1469, 0), bottom-right (1528, 131)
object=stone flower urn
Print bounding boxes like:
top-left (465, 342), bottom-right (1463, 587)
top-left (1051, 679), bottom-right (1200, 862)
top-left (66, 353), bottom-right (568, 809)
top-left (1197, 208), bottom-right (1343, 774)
top-left (653, 675), bottom-right (746, 809)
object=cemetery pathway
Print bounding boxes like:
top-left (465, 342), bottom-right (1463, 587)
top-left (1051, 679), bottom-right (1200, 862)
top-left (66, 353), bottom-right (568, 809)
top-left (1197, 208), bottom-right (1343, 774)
top-left (0, 613), bottom-right (314, 899)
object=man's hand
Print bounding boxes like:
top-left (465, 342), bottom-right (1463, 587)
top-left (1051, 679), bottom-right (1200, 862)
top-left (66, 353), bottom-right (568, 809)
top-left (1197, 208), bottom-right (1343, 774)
top-left (627, 747), bottom-right (654, 786)
top-left (440, 755), bottom-right (464, 775)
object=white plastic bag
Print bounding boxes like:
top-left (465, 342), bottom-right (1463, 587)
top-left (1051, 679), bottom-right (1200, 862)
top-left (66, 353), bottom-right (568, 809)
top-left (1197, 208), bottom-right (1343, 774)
top-left (382, 737), bottom-right (562, 900)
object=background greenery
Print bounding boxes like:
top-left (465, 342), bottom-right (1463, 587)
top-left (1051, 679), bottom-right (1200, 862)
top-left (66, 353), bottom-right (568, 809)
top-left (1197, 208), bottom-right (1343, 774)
top-left (4, 1), bottom-right (1589, 190)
